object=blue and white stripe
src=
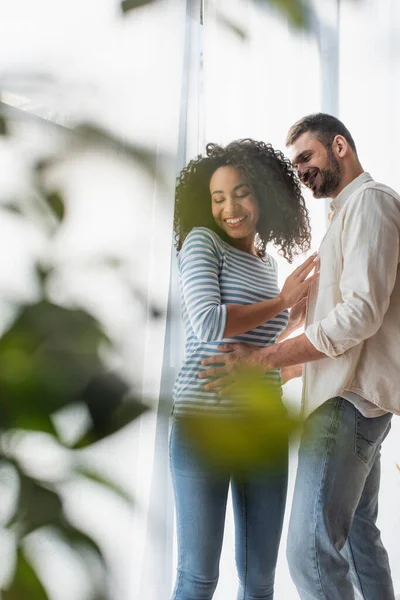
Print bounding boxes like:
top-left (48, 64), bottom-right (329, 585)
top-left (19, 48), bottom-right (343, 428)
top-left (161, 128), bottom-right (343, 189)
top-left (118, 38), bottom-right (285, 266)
top-left (173, 227), bottom-right (289, 414)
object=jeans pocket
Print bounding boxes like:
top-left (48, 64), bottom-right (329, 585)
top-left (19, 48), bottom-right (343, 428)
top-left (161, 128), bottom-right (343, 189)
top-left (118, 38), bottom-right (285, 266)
top-left (355, 412), bottom-right (392, 464)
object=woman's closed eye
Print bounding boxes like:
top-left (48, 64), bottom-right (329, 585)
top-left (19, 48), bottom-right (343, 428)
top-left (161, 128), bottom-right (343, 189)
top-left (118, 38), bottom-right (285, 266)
top-left (212, 190), bottom-right (251, 203)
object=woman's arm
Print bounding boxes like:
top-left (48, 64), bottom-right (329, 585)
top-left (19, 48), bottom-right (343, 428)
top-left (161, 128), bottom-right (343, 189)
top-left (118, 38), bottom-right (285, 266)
top-left (180, 229), bottom-right (317, 341)
top-left (224, 297), bottom-right (285, 338)
top-left (224, 254), bottom-right (317, 337)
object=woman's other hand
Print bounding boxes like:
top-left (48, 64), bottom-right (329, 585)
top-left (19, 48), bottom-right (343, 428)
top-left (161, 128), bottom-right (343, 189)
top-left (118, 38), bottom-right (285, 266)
top-left (276, 286), bottom-right (308, 342)
top-left (279, 253), bottom-right (318, 309)
top-left (288, 296), bottom-right (307, 332)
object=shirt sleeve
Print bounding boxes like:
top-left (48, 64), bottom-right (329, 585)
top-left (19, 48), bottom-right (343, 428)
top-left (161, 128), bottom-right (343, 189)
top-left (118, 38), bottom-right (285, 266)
top-left (179, 228), bottom-right (227, 342)
top-left (305, 188), bottom-right (400, 358)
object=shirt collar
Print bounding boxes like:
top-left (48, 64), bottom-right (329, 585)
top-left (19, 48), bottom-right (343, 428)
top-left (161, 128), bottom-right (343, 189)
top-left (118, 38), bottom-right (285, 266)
top-left (329, 172), bottom-right (374, 213)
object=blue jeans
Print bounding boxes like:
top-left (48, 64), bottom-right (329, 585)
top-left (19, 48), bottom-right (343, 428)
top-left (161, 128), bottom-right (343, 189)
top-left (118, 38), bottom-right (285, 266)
top-left (169, 416), bottom-right (288, 600)
top-left (287, 397), bottom-right (394, 600)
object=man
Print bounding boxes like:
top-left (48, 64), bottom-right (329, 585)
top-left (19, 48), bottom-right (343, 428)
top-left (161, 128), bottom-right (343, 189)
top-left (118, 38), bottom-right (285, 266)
top-left (200, 113), bottom-right (399, 599)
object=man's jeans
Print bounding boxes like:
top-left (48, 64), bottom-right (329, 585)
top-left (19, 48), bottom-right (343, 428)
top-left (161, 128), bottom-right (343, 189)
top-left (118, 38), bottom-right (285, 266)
top-left (169, 416), bottom-right (288, 600)
top-left (287, 397), bottom-right (394, 600)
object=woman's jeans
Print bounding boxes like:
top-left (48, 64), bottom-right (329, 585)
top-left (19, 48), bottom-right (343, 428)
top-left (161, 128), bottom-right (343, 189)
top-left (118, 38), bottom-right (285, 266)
top-left (287, 397), bottom-right (395, 600)
top-left (169, 416), bottom-right (288, 600)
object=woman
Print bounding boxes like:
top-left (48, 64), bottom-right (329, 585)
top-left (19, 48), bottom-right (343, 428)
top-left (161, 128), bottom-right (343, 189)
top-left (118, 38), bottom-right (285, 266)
top-left (171, 139), bottom-right (315, 600)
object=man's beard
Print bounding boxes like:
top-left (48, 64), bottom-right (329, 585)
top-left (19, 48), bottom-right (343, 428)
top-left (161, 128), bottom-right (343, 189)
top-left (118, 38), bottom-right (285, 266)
top-left (313, 149), bottom-right (342, 199)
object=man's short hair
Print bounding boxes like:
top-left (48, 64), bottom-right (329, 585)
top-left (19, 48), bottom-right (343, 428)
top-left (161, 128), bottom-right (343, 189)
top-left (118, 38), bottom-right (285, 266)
top-left (286, 113), bottom-right (357, 155)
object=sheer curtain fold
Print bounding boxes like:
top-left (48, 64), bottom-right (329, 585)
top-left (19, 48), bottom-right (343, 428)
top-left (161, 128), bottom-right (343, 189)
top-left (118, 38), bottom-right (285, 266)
top-left (338, 1), bottom-right (400, 594)
top-left (137, 2), bottom-right (207, 599)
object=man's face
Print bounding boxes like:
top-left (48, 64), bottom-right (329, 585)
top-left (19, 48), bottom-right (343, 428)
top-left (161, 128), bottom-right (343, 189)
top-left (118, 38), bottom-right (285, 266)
top-left (289, 132), bottom-right (342, 199)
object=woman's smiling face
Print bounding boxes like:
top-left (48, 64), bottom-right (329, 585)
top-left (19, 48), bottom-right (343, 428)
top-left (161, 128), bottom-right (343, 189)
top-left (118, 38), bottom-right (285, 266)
top-left (209, 165), bottom-right (259, 249)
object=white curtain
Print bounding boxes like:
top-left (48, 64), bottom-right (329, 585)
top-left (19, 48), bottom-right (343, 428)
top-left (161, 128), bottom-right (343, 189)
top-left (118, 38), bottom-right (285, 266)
top-left (338, 0), bottom-right (400, 594)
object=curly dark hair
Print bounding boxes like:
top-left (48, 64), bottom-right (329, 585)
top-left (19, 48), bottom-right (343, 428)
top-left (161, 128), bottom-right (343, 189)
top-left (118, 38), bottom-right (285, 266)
top-left (174, 139), bottom-right (311, 262)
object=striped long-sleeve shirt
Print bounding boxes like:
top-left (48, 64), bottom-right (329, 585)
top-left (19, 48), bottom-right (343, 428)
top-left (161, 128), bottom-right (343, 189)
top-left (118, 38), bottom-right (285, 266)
top-left (172, 227), bottom-right (289, 415)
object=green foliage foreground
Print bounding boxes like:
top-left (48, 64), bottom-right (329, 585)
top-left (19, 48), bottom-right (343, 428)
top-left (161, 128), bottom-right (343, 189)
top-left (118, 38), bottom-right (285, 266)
top-left (181, 371), bottom-right (299, 473)
top-left (0, 118), bottom-right (150, 597)
top-left (0, 298), bottom-right (148, 599)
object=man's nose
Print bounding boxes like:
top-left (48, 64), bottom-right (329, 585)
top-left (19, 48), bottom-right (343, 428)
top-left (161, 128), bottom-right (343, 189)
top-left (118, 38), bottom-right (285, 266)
top-left (298, 168), bottom-right (308, 183)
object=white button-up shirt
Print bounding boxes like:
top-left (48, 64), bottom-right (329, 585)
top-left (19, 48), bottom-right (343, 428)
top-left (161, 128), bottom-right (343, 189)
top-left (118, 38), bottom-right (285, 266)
top-left (303, 172), bottom-right (400, 418)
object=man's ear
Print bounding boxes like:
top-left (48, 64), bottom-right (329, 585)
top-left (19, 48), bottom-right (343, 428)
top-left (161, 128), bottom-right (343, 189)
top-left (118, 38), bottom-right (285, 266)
top-left (332, 134), bottom-right (349, 158)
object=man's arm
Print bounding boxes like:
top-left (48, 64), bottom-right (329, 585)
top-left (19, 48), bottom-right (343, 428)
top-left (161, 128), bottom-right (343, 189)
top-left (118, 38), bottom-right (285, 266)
top-left (269, 190), bottom-right (399, 366)
top-left (280, 363), bottom-right (303, 384)
top-left (305, 188), bottom-right (400, 358)
top-left (200, 335), bottom-right (324, 392)
top-left (258, 333), bottom-right (325, 370)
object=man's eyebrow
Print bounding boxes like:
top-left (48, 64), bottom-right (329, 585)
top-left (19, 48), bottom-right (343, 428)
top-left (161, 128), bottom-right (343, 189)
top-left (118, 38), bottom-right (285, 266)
top-left (292, 150), bottom-right (311, 167)
top-left (211, 183), bottom-right (249, 196)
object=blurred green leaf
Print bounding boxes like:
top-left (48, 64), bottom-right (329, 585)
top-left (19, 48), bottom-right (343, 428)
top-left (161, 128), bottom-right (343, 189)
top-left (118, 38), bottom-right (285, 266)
top-left (0, 115), bottom-right (8, 135)
top-left (121, 0), bottom-right (154, 13)
top-left (43, 191), bottom-right (65, 222)
top-left (75, 466), bottom-right (134, 504)
top-left (0, 301), bottom-right (113, 429)
top-left (7, 413), bottom-right (59, 437)
top-left (183, 370), bottom-right (299, 472)
top-left (56, 523), bottom-right (105, 565)
top-left (218, 0), bottom-right (310, 37)
top-left (0, 301), bottom-right (109, 357)
top-left (73, 123), bottom-right (166, 183)
top-left (131, 287), bottom-right (163, 319)
top-left (73, 375), bottom-right (148, 447)
top-left (256, 0), bottom-right (308, 28)
top-left (2, 550), bottom-right (49, 600)
top-left (8, 472), bottom-right (64, 536)
top-left (216, 12), bottom-right (247, 41)
top-left (82, 372), bottom-right (128, 436)
top-left (0, 299), bottom-right (146, 449)
top-left (2, 202), bottom-right (23, 215)
top-left (35, 264), bottom-right (51, 290)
